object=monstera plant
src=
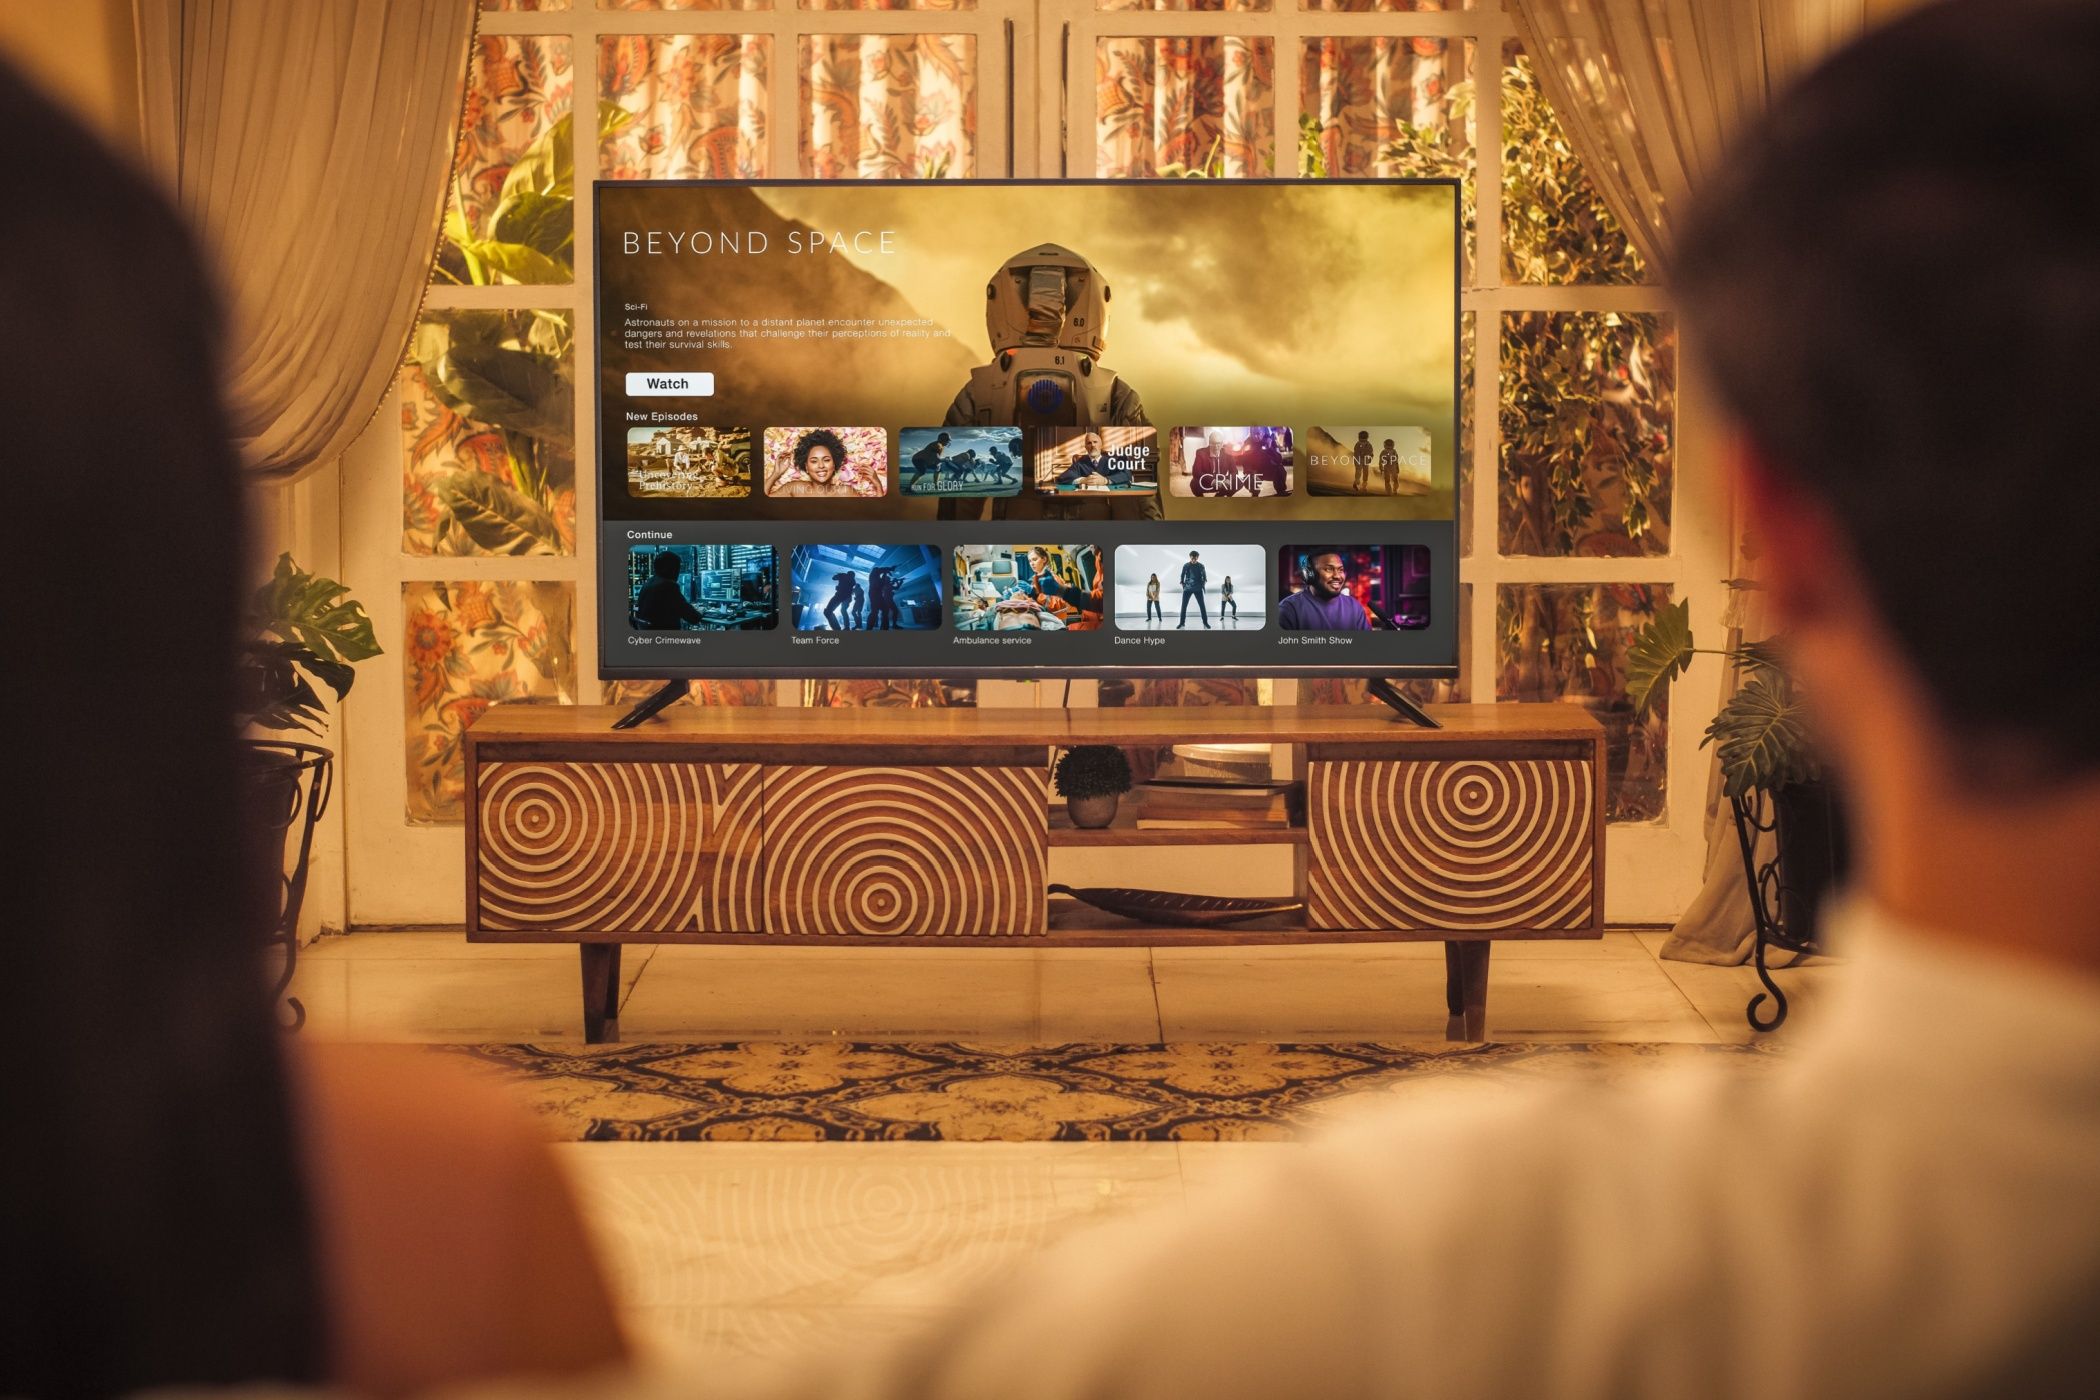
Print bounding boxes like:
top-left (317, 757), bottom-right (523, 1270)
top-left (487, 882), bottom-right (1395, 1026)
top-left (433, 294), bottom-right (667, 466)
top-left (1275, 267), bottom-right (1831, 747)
top-left (413, 102), bottom-right (632, 556)
top-left (1624, 595), bottom-right (1820, 799)
top-left (238, 553), bottom-right (383, 737)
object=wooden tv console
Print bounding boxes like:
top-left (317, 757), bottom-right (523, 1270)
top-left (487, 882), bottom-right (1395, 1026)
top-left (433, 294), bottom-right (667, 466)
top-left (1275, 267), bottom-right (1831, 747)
top-left (465, 704), bottom-right (1605, 1043)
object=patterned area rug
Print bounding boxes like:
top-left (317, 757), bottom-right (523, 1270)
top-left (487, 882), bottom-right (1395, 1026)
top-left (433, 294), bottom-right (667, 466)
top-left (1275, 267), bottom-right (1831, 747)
top-left (450, 1041), bottom-right (1785, 1143)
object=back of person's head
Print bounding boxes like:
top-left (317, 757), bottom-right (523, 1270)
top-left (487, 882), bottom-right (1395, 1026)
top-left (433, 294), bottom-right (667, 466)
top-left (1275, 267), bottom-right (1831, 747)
top-left (1675, 0), bottom-right (2100, 784)
top-left (653, 550), bottom-right (683, 578)
top-left (0, 60), bottom-right (326, 1394)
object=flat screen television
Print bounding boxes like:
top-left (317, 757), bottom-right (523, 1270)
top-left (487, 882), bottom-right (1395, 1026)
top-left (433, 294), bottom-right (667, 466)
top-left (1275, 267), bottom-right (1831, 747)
top-left (594, 179), bottom-right (1460, 683)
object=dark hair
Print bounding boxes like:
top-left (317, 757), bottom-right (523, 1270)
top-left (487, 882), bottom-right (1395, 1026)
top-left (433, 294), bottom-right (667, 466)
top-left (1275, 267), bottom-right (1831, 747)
top-left (652, 550), bottom-right (685, 578)
top-left (794, 428), bottom-right (849, 473)
top-left (1674, 0), bottom-right (2100, 777)
top-left (0, 60), bottom-right (326, 1392)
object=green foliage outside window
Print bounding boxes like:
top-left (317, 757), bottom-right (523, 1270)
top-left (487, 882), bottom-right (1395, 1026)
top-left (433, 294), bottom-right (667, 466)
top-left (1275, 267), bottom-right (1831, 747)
top-left (1494, 55), bottom-right (1645, 286)
top-left (408, 308), bottom-right (575, 556)
top-left (434, 102), bottom-right (630, 287)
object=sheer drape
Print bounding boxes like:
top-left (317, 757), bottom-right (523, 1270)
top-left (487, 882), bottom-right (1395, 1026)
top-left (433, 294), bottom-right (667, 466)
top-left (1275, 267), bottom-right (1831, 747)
top-left (1508, 0), bottom-right (1862, 961)
top-left (1508, 0), bottom-right (1864, 271)
top-left (133, 0), bottom-right (476, 484)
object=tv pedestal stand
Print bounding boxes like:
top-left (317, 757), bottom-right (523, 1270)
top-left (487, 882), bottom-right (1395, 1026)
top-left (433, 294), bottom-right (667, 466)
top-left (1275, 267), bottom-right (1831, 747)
top-left (1364, 676), bottom-right (1441, 728)
top-left (611, 678), bottom-right (690, 730)
top-left (464, 705), bottom-right (1603, 1043)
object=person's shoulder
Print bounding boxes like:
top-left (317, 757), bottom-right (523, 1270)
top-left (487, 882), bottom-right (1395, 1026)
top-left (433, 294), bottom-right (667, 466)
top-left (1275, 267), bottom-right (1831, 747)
top-left (297, 1043), bottom-right (551, 1177)
top-left (294, 1044), bottom-right (627, 1391)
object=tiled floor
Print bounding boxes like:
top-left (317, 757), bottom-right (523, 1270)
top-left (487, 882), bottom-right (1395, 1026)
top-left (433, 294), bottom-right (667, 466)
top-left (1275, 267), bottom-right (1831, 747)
top-left (289, 928), bottom-right (1837, 1047)
top-left (289, 928), bottom-right (1842, 1374)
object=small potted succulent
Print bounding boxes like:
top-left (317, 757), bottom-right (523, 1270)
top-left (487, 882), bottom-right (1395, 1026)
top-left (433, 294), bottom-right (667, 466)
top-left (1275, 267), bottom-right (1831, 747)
top-left (1054, 745), bottom-right (1133, 829)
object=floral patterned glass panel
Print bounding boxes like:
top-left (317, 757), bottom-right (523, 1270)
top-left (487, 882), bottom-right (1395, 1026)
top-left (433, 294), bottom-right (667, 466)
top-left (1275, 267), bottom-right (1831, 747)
top-left (1300, 36), bottom-right (1473, 271)
top-left (404, 581), bottom-right (577, 823)
top-left (601, 2), bottom-right (771, 11)
top-left (601, 678), bottom-right (777, 707)
top-left (1496, 582), bottom-right (1667, 822)
top-left (806, 679), bottom-right (979, 706)
top-left (1501, 45), bottom-right (1646, 285)
top-left (1097, 37), bottom-right (1274, 177)
top-left (436, 37), bottom-right (574, 286)
top-left (803, 1), bottom-right (976, 10)
top-left (1301, 1), bottom-right (1473, 11)
top-left (1098, 2), bottom-right (1271, 11)
top-left (800, 34), bottom-right (976, 177)
top-left (1298, 585), bottom-right (1472, 706)
top-left (600, 35), bottom-right (770, 179)
top-left (1498, 310), bottom-right (1674, 558)
top-left (402, 309), bottom-right (576, 557)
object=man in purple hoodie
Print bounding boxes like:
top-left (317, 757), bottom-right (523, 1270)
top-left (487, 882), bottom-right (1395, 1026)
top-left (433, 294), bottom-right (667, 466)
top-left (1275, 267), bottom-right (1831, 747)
top-left (1277, 549), bottom-right (1373, 631)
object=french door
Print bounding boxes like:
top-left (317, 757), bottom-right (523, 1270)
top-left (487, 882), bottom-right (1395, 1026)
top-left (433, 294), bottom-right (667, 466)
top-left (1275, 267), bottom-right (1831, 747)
top-left (338, 0), bottom-right (1722, 926)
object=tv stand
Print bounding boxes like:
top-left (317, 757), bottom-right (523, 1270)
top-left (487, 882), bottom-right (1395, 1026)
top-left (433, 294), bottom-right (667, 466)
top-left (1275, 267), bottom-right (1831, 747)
top-left (465, 704), bottom-right (1603, 1043)
top-left (1363, 676), bottom-right (1441, 728)
top-left (611, 678), bottom-right (689, 730)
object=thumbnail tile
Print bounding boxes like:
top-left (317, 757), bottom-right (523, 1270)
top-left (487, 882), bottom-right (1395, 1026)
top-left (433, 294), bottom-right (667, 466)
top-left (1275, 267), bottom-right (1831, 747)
top-left (1303, 425), bottom-right (1432, 498)
top-left (1166, 426), bottom-right (1294, 499)
top-left (1277, 545), bottom-right (1431, 632)
top-left (625, 425), bottom-right (752, 499)
top-left (790, 545), bottom-right (944, 632)
top-left (951, 544), bottom-right (1104, 633)
top-left (898, 426), bottom-right (1025, 497)
top-left (627, 544), bottom-right (778, 631)
top-left (762, 426), bottom-right (888, 498)
top-left (1031, 427), bottom-right (1159, 497)
top-left (1113, 543), bottom-right (1265, 632)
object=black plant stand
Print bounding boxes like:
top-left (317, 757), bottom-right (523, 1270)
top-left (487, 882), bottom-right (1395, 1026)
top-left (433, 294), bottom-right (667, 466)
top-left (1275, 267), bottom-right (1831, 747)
top-left (244, 741), bottom-right (334, 1030)
top-left (1728, 783), bottom-right (1845, 1032)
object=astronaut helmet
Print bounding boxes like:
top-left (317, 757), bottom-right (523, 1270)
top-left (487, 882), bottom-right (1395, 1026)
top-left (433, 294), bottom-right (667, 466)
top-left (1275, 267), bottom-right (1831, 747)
top-left (985, 243), bottom-right (1110, 359)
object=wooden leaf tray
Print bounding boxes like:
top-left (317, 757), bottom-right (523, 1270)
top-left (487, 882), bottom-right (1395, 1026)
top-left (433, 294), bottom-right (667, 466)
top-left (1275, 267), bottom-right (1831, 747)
top-left (1048, 884), bottom-right (1306, 928)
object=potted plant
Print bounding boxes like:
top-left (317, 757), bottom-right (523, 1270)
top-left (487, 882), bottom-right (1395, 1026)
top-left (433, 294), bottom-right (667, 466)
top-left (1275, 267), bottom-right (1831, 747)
top-left (1626, 595), bottom-right (1848, 1025)
top-left (237, 553), bottom-right (382, 1025)
top-left (1054, 745), bottom-right (1134, 829)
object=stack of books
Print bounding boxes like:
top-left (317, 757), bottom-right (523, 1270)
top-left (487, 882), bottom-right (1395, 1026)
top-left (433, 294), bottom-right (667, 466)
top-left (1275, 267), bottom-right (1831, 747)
top-left (1134, 779), bottom-right (1298, 830)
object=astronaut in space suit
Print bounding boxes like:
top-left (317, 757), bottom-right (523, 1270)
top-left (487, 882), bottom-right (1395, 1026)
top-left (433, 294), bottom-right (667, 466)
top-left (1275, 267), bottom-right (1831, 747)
top-left (937, 243), bottom-right (1161, 523)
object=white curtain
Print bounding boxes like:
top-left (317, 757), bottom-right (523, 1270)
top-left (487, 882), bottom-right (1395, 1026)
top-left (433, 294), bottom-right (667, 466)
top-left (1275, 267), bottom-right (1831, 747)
top-left (133, 0), bottom-right (476, 484)
top-left (1509, 0), bottom-right (1864, 272)
top-left (1508, 0), bottom-right (1863, 962)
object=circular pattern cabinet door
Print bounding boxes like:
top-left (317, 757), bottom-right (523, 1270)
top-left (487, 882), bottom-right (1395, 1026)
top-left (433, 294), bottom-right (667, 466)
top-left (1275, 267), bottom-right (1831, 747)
top-left (1306, 759), bottom-right (1597, 932)
top-left (762, 765), bottom-right (1049, 938)
top-left (477, 762), bottom-right (765, 934)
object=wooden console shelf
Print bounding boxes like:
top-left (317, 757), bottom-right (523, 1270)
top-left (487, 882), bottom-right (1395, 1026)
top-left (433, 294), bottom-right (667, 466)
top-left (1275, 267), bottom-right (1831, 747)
top-left (465, 703), bottom-right (1606, 1043)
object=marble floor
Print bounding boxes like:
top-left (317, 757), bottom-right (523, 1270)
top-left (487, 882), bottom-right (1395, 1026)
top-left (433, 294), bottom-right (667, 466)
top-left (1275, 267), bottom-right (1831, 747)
top-left (288, 929), bottom-right (1843, 1375)
top-left (288, 929), bottom-right (1832, 1047)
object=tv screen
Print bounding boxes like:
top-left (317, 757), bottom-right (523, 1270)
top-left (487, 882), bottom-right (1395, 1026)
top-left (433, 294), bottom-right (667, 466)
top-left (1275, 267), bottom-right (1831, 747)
top-left (594, 179), bottom-right (1459, 679)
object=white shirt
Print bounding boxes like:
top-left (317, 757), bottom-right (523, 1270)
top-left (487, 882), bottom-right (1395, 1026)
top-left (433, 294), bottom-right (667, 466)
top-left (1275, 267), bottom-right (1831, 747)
top-left (743, 901), bottom-right (2100, 1399)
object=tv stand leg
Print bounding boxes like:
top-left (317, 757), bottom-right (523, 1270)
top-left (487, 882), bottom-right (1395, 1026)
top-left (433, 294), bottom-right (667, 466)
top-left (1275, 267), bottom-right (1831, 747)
top-left (581, 943), bottom-right (622, 1044)
top-left (1364, 676), bottom-right (1441, 728)
top-left (612, 678), bottom-right (690, 730)
top-left (1444, 940), bottom-right (1489, 1042)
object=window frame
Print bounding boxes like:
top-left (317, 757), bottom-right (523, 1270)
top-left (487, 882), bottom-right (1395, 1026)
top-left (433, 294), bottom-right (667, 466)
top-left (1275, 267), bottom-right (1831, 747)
top-left (347, 0), bottom-right (1722, 922)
